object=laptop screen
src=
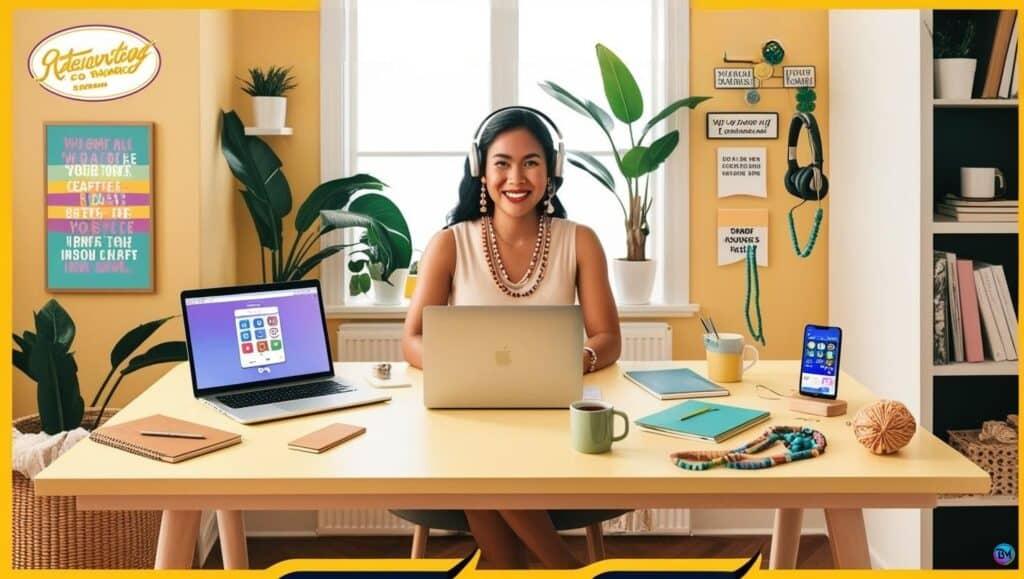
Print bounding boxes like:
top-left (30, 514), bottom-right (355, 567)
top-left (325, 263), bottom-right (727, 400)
top-left (182, 283), bottom-right (333, 394)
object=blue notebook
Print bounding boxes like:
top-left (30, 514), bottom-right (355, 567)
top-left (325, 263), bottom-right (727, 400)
top-left (635, 400), bottom-right (770, 443)
top-left (623, 368), bottom-right (729, 400)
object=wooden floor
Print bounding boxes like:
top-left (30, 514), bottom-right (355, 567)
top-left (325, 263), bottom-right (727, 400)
top-left (203, 534), bottom-right (835, 570)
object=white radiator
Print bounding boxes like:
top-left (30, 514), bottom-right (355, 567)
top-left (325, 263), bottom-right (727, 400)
top-left (337, 323), bottom-right (404, 361)
top-left (319, 321), bottom-right (683, 536)
top-left (336, 322), bottom-right (672, 362)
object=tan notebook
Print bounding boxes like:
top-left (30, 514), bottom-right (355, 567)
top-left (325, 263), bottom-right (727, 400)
top-left (89, 414), bottom-right (242, 463)
top-left (288, 423), bottom-right (365, 453)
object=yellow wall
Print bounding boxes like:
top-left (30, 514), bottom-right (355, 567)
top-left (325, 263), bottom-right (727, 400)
top-left (231, 11), bottom-right (320, 284)
top-left (681, 8), bottom-right (830, 360)
top-left (12, 10), bottom-right (234, 418)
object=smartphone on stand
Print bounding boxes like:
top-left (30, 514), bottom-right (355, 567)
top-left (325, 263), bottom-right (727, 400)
top-left (798, 324), bottom-right (842, 399)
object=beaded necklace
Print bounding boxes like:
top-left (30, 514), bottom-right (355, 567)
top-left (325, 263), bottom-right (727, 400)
top-left (744, 245), bottom-right (766, 347)
top-left (481, 215), bottom-right (552, 298)
top-left (671, 426), bottom-right (826, 470)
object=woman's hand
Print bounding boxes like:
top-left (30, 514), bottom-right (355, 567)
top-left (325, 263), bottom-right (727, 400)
top-left (575, 225), bottom-right (621, 372)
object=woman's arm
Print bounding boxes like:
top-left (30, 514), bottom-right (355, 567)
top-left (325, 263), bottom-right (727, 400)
top-left (402, 229), bottom-right (456, 369)
top-left (575, 224), bottom-right (621, 373)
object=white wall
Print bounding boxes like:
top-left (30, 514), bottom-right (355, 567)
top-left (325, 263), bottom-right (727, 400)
top-left (829, 9), bottom-right (925, 570)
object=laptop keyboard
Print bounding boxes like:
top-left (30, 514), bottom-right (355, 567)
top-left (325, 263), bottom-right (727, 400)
top-left (216, 380), bottom-right (356, 409)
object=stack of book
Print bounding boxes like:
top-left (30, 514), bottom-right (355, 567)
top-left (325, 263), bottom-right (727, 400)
top-left (937, 195), bottom-right (1018, 223)
top-left (933, 251), bottom-right (1018, 365)
top-left (980, 10), bottom-right (1019, 99)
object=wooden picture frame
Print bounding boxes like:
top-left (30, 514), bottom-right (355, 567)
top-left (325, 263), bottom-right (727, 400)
top-left (44, 122), bottom-right (155, 292)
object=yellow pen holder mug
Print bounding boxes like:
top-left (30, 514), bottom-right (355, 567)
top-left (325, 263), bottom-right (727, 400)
top-left (704, 333), bottom-right (758, 383)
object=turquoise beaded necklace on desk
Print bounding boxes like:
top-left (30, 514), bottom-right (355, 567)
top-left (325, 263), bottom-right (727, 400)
top-left (671, 426), bottom-right (827, 470)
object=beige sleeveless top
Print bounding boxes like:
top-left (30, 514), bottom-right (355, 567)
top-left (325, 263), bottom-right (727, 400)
top-left (449, 218), bottom-right (577, 305)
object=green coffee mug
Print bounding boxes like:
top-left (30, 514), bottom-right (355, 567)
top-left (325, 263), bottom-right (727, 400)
top-left (570, 400), bottom-right (629, 454)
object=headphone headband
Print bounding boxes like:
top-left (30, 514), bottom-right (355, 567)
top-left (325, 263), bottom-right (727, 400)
top-left (787, 112), bottom-right (823, 168)
top-left (469, 106), bottom-right (565, 178)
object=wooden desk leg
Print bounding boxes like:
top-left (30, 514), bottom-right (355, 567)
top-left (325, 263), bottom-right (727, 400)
top-left (155, 510), bottom-right (201, 569)
top-left (216, 510), bottom-right (250, 569)
top-left (824, 508), bottom-right (872, 569)
top-left (769, 508), bottom-right (803, 569)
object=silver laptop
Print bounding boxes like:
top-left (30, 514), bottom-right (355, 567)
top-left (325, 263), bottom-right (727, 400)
top-left (181, 280), bottom-right (390, 424)
top-left (422, 306), bottom-right (583, 409)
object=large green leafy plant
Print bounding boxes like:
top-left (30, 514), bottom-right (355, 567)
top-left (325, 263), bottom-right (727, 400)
top-left (541, 44), bottom-right (710, 261)
top-left (220, 111), bottom-right (408, 282)
top-left (12, 300), bottom-right (187, 433)
top-left (320, 194), bottom-right (412, 297)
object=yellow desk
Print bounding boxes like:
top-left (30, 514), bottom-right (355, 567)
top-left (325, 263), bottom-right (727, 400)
top-left (36, 361), bottom-right (989, 570)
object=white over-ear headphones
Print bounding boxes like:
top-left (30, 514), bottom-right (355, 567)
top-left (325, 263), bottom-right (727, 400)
top-left (468, 106), bottom-right (565, 178)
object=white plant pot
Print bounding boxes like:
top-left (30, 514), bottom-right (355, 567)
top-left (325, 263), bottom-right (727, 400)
top-left (934, 58), bottom-right (977, 100)
top-left (372, 268), bottom-right (409, 305)
top-left (611, 259), bottom-right (656, 305)
top-left (252, 96), bottom-right (287, 129)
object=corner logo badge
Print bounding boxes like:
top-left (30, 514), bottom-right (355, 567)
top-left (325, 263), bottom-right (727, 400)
top-left (29, 25), bottom-right (161, 101)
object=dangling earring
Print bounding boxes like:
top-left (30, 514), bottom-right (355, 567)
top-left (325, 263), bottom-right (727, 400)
top-left (544, 181), bottom-right (555, 215)
top-left (479, 181), bottom-right (488, 215)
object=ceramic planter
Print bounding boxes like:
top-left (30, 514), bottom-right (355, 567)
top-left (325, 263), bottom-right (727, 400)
top-left (372, 268), bottom-right (409, 305)
top-left (934, 58), bottom-right (977, 99)
top-left (252, 96), bottom-right (288, 129)
top-left (611, 259), bottom-right (656, 305)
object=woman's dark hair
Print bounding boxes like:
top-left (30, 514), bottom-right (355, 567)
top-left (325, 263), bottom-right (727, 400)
top-left (447, 108), bottom-right (567, 226)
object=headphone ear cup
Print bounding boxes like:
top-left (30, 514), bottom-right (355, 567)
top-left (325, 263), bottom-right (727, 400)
top-left (793, 167), bottom-right (815, 198)
top-left (784, 167), bottom-right (799, 196)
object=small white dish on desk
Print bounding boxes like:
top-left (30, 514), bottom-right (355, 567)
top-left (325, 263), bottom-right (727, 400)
top-left (366, 375), bottom-right (412, 388)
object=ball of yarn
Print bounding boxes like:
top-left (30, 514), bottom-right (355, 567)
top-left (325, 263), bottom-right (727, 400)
top-left (853, 400), bottom-right (917, 454)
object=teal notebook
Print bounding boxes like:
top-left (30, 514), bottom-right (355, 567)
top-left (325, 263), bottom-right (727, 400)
top-left (635, 400), bottom-right (770, 443)
top-left (624, 368), bottom-right (729, 400)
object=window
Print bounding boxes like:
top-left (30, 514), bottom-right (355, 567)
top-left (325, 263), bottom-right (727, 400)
top-left (321, 0), bottom-right (692, 309)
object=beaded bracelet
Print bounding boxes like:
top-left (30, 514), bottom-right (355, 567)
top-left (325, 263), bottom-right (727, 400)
top-left (583, 346), bottom-right (598, 374)
top-left (670, 426), bottom-right (827, 470)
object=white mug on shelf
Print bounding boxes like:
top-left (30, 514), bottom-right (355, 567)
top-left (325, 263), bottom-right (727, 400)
top-left (960, 167), bottom-right (1006, 199)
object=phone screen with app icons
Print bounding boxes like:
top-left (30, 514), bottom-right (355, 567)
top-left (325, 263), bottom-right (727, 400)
top-left (799, 324), bottom-right (842, 399)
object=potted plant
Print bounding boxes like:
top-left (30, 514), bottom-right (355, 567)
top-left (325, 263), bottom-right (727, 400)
top-left (932, 17), bottom-right (977, 99)
top-left (541, 44), bottom-right (709, 304)
top-left (240, 65), bottom-right (297, 130)
top-left (11, 299), bottom-right (187, 568)
top-left (321, 195), bottom-right (413, 306)
top-left (220, 111), bottom-right (409, 283)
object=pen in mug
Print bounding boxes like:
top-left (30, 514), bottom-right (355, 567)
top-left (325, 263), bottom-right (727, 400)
top-left (707, 317), bottom-right (720, 341)
top-left (140, 431), bottom-right (207, 439)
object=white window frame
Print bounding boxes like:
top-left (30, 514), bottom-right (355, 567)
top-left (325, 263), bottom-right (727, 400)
top-left (320, 0), bottom-right (694, 317)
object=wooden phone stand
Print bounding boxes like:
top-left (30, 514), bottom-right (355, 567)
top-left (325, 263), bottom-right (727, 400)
top-left (787, 395), bottom-right (848, 417)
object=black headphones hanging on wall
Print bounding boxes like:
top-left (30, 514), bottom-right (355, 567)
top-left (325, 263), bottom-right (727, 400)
top-left (784, 112), bottom-right (829, 201)
top-left (468, 106), bottom-right (565, 178)
top-left (783, 111), bottom-right (827, 259)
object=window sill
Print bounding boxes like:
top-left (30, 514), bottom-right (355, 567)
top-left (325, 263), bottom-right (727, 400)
top-left (325, 303), bottom-right (699, 320)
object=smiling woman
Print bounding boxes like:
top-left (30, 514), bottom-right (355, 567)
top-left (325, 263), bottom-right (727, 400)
top-left (394, 107), bottom-right (626, 569)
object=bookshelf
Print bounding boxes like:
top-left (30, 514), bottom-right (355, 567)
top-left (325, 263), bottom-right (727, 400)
top-left (925, 9), bottom-right (1019, 571)
top-left (830, 10), bottom-right (1017, 569)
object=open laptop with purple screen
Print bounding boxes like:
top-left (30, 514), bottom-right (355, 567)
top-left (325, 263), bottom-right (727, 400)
top-left (181, 280), bottom-right (389, 424)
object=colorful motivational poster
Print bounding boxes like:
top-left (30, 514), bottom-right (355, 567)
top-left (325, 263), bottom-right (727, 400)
top-left (45, 123), bottom-right (154, 292)
top-left (718, 208), bottom-right (769, 267)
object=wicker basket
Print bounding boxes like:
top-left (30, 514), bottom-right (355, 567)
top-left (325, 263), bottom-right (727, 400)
top-left (948, 429), bottom-right (1018, 497)
top-left (13, 409), bottom-right (162, 569)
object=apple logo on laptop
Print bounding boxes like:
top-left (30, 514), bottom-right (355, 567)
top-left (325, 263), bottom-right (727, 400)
top-left (494, 346), bottom-right (512, 366)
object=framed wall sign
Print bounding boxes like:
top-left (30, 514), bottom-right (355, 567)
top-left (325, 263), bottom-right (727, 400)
top-left (714, 67), bottom-right (755, 89)
top-left (783, 66), bottom-right (816, 88)
top-left (706, 112), bottom-right (779, 140)
top-left (45, 122), bottom-right (155, 292)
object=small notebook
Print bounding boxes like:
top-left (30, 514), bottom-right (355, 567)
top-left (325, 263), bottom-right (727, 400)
top-left (89, 414), bottom-right (242, 463)
top-left (624, 368), bottom-right (729, 400)
top-left (635, 400), bottom-right (770, 443)
top-left (288, 423), bottom-right (365, 453)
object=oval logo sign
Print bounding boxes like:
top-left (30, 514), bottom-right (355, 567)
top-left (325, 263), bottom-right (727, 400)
top-left (28, 25), bottom-right (161, 101)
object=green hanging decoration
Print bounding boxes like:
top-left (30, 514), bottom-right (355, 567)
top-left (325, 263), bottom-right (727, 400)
top-left (761, 40), bottom-right (785, 65)
top-left (788, 203), bottom-right (823, 258)
top-left (744, 245), bottom-right (766, 347)
top-left (796, 87), bottom-right (817, 113)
